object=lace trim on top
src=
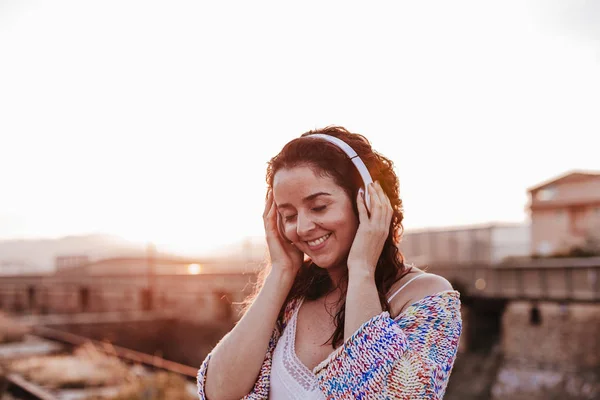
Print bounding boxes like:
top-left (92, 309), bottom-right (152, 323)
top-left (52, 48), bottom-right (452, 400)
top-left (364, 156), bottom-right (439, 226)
top-left (282, 298), bottom-right (319, 392)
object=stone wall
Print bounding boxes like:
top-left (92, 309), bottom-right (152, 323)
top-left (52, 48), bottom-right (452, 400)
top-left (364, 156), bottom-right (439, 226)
top-left (502, 301), bottom-right (600, 367)
top-left (493, 300), bottom-right (600, 399)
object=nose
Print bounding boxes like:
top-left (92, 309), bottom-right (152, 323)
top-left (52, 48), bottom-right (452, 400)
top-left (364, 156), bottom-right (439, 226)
top-left (296, 212), bottom-right (316, 238)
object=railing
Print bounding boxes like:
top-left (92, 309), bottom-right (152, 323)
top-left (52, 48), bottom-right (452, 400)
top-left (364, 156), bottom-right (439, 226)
top-left (428, 258), bottom-right (600, 302)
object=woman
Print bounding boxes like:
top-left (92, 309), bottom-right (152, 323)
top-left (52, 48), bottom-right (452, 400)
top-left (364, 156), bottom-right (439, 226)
top-left (197, 126), bottom-right (462, 400)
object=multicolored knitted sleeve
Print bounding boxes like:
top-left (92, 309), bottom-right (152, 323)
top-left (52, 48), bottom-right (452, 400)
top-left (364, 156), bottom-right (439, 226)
top-left (314, 290), bottom-right (462, 400)
top-left (196, 298), bottom-right (300, 400)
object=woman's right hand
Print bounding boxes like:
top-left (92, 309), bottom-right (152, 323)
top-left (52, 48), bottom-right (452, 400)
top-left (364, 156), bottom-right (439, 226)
top-left (263, 189), bottom-right (304, 277)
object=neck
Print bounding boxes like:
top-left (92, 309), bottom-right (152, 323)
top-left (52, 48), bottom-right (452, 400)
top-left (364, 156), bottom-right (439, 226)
top-left (325, 263), bottom-right (348, 294)
top-left (315, 263), bottom-right (347, 314)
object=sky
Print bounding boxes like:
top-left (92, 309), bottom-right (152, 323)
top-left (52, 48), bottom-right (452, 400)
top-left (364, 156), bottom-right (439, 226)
top-left (1, 1), bottom-right (599, 256)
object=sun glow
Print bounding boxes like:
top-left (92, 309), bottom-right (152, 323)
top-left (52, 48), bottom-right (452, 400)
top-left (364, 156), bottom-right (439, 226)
top-left (187, 263), bottom-right (201, 275)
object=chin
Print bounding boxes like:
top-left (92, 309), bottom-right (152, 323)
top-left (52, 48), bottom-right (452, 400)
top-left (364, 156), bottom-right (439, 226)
top-left (309, 254), bottom-right (347, 270)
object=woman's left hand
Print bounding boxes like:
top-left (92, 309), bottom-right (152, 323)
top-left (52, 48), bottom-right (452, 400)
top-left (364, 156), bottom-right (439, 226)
top-left (347, 181), bottom-right (394, 276)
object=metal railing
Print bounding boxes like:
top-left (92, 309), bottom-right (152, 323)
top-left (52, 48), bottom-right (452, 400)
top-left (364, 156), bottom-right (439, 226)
top-left (428, 258), bottom-right (600, 301)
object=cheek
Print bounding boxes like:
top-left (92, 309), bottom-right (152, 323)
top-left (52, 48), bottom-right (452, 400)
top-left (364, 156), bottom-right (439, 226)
top-left (324, 211), bottom-right (357, 234)
top-left (283, 223), bottom-right (296, 239)
top-left (337, 212), bottom-right (359, 238)
top-left (281, 219), bottom-right (304, 240)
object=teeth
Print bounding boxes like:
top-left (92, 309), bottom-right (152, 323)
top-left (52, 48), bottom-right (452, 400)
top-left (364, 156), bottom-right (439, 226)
top-left (307, 233), bottom-right (330, 247)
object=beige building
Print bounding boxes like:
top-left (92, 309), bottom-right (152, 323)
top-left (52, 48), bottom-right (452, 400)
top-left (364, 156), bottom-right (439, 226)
top-left (528, 171), bottom-right (600, 257)
top-left (400, 223), bottom-right (530, 266)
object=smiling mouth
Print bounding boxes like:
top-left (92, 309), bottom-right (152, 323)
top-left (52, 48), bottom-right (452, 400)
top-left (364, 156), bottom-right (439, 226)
top-left (306, 233), bottom-right (331, 248)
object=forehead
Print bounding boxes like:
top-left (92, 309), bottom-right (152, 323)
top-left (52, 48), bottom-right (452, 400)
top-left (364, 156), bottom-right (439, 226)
top-left (273, 166), bottom-right (343, 202)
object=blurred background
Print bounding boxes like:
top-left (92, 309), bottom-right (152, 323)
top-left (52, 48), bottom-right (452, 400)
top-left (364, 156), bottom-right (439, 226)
top-left (0, 1), bottom-right (599, 399)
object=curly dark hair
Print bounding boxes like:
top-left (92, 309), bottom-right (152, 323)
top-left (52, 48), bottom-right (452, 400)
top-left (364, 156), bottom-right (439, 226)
top-left (248, 126), bottom-right (411, 348)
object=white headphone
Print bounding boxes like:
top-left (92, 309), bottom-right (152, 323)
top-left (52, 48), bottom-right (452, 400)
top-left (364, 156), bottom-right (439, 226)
top-left (308, 134), bottom-right (373, 211)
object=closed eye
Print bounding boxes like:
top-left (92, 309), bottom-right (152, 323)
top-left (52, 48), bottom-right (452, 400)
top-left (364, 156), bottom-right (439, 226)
top-left (283, 206), bottom-right (326, 222)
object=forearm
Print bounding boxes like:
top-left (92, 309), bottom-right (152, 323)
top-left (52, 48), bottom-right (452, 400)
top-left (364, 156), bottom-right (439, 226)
top-left (344, 269), bottom-right (382, 340)
top-left (203, 268), bottom-right (294, 400)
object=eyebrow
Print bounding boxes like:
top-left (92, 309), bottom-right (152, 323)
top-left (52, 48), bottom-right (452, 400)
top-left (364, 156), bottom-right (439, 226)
top-left (277, 192), bottom-right (331, 209)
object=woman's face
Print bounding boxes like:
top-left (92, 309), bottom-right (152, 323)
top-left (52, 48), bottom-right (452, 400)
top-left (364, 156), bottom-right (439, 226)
top-left (273, 165), bottom-right (358, 269)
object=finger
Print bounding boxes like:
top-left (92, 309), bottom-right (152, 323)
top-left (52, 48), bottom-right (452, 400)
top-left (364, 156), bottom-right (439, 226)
top-left (264, 196), bottom-right (279, 233)
top-left (376, 181), bottom-right (393, 222)
top-left (356, 190), bottom-right (369, 222)
top-left (368, 182), bottom-right (383, 220)
top-left (372, 181), bottom-right (385, 206)
top-left (374, 181), bottom-right (392, 231)
top-left (265, 195), bottom-right (275, 225)
top-left (263, 189), bottom-right (273, 219)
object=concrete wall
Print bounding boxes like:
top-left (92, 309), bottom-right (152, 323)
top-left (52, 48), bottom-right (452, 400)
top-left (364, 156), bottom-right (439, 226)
top-left (490, 225), bottom-right (531, 264)
top-left (0, 273), bottom-right (256, 324)
top-left (490, 300), bottom-right (600, 400)
top-left (502, 300), bottom-right (600, 367)
top-left (401, 226), bottom-right (491, 265)
top-left (401, 224), bottom-right (530, 266)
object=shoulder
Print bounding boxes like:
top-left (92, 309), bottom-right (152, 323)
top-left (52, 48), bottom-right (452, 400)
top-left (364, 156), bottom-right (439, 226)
top-left (411, 273), bottom-right (454, 295)
top-left (388, 272), bottom-right (454, 318)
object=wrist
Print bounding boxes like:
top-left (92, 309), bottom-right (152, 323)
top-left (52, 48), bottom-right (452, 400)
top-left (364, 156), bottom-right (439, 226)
top-left (266, 266), bottom-right (296, 287)
top-left (347, 265), bottom-right (375, 281)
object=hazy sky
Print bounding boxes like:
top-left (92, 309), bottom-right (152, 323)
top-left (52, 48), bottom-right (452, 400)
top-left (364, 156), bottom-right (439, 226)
top-left (1, 1), bottom-right (599, 255)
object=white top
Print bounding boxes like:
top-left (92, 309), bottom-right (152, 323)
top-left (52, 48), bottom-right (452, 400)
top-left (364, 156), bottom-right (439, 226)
top-left (268, 272), bottom-right (428, 399)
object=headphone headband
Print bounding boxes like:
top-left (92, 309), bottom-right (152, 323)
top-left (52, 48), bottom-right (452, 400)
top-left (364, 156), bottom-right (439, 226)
top-left (307, 134), bottom-right (374, 209)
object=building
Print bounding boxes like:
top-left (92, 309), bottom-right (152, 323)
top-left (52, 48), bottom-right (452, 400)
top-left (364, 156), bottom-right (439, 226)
top-left (528, 171), bottom-right (600, 257)
top-left (400, 223), bottom-right (530, 266)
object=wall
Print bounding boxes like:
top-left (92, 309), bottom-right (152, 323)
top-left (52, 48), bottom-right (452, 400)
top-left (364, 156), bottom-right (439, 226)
top-left (0, 273), bottom-right (256, 325)
top-left (490, 225), bottom-right (530, 263)
top-left (401, 224), bottom-right (530, 266)
top-left (492, 300), bottom-right (600, 400)
top-left (502, 300), bottom-right (599, 367)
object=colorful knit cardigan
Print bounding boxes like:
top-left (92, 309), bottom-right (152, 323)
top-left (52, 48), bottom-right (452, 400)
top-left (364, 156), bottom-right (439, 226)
top-left (197, 290), bottom-right (462, 400)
